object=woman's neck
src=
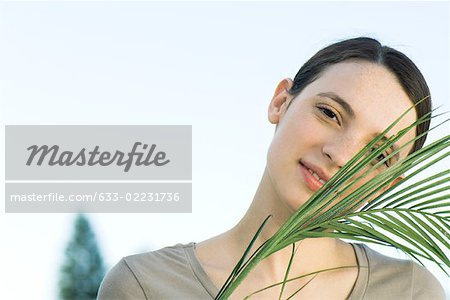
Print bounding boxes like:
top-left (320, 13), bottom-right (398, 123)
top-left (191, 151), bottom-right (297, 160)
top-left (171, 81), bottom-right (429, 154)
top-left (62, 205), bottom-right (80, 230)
top-left (215, 166), bottom-right (354, 283)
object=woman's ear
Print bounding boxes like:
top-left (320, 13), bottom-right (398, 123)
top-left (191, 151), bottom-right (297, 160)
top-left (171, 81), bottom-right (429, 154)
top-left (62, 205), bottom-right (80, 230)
top-left (268, 78), bottom-right (294, 125)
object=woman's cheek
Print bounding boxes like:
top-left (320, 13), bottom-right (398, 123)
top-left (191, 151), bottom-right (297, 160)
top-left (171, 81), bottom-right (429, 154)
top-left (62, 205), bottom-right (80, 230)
top-left (337, 168), bottom-right (380, 203)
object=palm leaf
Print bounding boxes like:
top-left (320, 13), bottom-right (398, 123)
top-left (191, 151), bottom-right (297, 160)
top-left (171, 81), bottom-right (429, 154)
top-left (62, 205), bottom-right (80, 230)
top-left (242, 265), bottom-right (362, 299)
top-left (215, 100), bottom-right (450, 300)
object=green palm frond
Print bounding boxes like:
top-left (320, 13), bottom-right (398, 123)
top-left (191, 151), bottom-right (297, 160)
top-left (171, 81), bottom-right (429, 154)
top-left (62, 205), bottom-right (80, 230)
top-left (242, 265), bottom-right (365, 300)
top-left (215, 100), bottom-right (450, 300)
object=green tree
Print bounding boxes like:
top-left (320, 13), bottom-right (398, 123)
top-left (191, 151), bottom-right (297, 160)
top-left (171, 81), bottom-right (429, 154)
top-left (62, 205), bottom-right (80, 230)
top-left (59, 214), bottom-right (106, 300)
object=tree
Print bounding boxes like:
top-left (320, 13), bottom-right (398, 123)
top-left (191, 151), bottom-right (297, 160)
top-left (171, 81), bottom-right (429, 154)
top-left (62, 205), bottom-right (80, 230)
top-left (59, 214), bottom-right (106, 300)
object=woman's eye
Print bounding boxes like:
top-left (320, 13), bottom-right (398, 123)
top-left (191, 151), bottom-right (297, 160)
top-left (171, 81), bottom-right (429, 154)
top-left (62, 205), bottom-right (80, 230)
top-left (370, 148), bottom-right (390, 167)
top-left (318, 106), bottom-right (339, 123)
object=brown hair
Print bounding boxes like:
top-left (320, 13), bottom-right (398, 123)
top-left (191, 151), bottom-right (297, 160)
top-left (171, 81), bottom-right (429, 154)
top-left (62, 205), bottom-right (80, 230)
top-left (288, 37), bottom-right (431, 154)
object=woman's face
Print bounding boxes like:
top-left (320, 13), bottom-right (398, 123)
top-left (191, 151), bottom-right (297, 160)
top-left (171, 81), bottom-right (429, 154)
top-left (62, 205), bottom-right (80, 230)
top-left (266, 61), bottom-right (417, 212)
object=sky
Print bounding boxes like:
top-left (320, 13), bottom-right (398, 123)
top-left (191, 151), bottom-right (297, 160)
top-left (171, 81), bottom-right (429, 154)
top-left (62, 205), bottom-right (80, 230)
top-left (1, 1), bottom-right (449, 299)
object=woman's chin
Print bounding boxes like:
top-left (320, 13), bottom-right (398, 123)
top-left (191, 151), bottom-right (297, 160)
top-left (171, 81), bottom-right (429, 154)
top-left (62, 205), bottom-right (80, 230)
top-left (285, 194), bottom-right (310, 212)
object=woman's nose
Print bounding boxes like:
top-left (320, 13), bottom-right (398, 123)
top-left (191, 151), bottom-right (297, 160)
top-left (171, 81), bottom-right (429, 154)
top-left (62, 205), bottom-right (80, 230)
top-left (322, 136), bottom-right (364, 168)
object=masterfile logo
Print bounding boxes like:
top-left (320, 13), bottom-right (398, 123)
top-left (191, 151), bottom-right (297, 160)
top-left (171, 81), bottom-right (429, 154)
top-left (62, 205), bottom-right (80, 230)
top-left (6, 125), bottom-right (191, 180)
top-left (5, 125), bottom-right (192, 213)
top-left (26, 142), bottom-right (170, 172)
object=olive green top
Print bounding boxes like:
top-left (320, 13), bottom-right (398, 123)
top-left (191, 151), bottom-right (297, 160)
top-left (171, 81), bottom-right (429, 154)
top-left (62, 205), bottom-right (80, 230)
top-left (98, 242), bottom-right (446, 299)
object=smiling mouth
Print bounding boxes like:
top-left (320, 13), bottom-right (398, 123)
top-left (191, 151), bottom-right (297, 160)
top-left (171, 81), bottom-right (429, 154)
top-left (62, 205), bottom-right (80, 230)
top-left (299, 162), bottom-right (328, 192)
top-left (305, 166), bottom-right (327, 184)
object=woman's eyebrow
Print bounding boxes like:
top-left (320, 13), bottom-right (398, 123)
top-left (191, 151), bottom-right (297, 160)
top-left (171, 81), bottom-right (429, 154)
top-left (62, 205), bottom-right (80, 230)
top-left (317, 92), bottom-right (402, 162)
top-left (317, 92), bottom-right (355, 118)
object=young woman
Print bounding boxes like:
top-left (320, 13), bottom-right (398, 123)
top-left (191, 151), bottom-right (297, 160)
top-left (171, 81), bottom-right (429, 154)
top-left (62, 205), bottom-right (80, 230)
top-left (98, 37), bottom-right (446, 299)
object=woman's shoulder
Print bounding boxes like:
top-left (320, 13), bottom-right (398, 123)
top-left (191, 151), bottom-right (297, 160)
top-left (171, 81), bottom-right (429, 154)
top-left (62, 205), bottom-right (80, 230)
top-left (354, 243), bottom-right (446, 299)
top-left (97, 242), bottom-right (212, 300)
top-left (97, 255), bottom-right (147, 300)
top-left (122, 241), bottom-right (196, 270)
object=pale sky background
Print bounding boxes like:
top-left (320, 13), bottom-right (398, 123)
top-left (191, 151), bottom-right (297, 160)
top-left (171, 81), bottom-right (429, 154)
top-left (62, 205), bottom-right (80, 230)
top-left (1, 1), bottom-right (449, 299)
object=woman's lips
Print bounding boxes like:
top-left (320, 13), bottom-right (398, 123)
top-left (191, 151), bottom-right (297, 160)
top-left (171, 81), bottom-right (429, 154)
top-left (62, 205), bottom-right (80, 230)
top-left (299, 162), bottom-right (325, 192)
